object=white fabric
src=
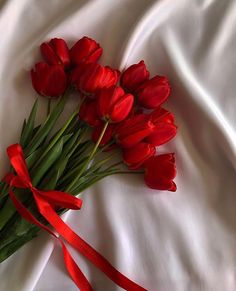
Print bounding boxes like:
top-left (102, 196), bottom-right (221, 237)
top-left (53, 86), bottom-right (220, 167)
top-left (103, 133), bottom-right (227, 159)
top-left (0, 0), bottom-right (236, 290)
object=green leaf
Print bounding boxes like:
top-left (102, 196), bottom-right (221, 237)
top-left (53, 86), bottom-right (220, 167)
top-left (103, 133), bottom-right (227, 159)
top-left (66, 141), bottom-right (92, 170)
top-left (0, 229), bottom-right (38, 263)
top-left (39, 131), bottom-right (82, 190)
top-left (0, 182), bottom-right (8, 201)
top-left (0, 198), bottom-right (15, 231)
top-left (71, 170), bottom-right (117, 195)
top-left (83, 155), bottom-right (114, 175)
top-left (31, 135), bottom-right (67, 186)
top-left (63, 114), bottom-right (81, 135)
top-left (32, 124), bottom-right (41, 137)
top-left (20, 99), bottom-right (38, 148)
top-left (14, 206), bottom-right (39, 236)
top-left (19, 119), bottom-right (27, 144)
top-left (25, 93), bottom-right (68, 155)
top-left (63, 130), bottom-right (81, 157)
top-left (0, 189), bottom-right (31, 231)
top-left (31, 113), bottom-right (78, 172)
top-left (59, 156), bottom-right (88, 187)
top-left (40, 158), bottom-right (68, 190)
top-left (26, 147), bottom-right (44, 170)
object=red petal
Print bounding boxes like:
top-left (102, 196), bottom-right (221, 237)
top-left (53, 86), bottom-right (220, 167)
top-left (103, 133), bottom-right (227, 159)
top-left (110, 94), bottom-right (134, 123)
top-left (138, 76), bottom-right (171, 109)
top-left (145, 123), bottom-right (177, 146)
top-left (121, 60), bottom-right (150, 92)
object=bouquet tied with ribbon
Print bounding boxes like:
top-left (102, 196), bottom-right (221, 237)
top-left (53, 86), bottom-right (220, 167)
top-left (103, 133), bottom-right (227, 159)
top-left (0, 36), bottom-right (177, 290)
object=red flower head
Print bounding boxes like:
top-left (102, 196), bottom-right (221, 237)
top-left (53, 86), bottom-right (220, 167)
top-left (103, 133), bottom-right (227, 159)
top-left (122, 142), bottom-right (156, 169)
top-left (79, 99), bottom-right (102, 127)
top-left (149, 107), bottom-right (175, 125)
top-left (120, 60), bottom-right (149, 92)
top-left (40, 38), bottom-right (70, 68)
top-left (92, 124), bottom-right (115, 145)
top-left (144, 154), bottom-right (177, 191)
top-left (145, 108), bottom-right (177, 146)
top-left (115, 114), bottom-right (155, 148)
top-left (71, 63), bottom-right (119, 95)
top-left (31, 62), bottom-right (67, 98)
top-left (137, 76), bottom-right (171, 109)
top-left (97, 86), bottom-right (134, 123)
top-left (70, 36), bottom-right (103, 66)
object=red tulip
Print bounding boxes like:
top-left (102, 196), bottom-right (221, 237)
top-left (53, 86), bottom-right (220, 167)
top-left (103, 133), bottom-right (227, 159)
top-left (40, 38), bottom-right (70, 68)
top-left (79, 99), bottom-right (102, 127)
top-left (144, 154), bottom-right (177, 191)
top-left (92, 124), bottom-right (114, 145)
top-left (31, 62), bottom-right (67, 97)
top-left (137, 76), bottom-right (171, 109)
top-left (145, 124), bottom-right (177, 146)
top-left (97, 86), bottom-right (134, 123)
top-left (123, 142), bottom-right (156, 169)
top-left (149, 107), bottom-right (175, 125)
top-left (115, 114), bottom-right (155, 148)
top-left (70, 36), bottom-right (103, 65)
top-left (121, 60), bottom-right (149, 92)
top-left (71, 63), bottom-right (119, 95)
top-left (145, 108), bottom-right (177, 146)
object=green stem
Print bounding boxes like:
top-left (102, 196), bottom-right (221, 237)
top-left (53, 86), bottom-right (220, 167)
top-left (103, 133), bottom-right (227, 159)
top-left (82, 153), bottom-right (116, 177)
top-left (95, 140), bottom-right (115, 155)
top-left (107, 161), bottom-right (123, 169)
top-left (89, 122), bottom-right (109, 158)
top-left (66, 121), bottom-right (109, 192)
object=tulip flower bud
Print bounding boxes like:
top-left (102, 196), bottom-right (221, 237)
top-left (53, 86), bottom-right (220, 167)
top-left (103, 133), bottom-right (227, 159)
top-left (40, 38), bottom-right (70, 68)
top-left (71, 63), bottom-right (119, 95)
top-left (137, 76), bottom-right (171, 109)
top-left (70, 36), bottom-right (103, 65)
top-left (115, 114), bottom-right (155, 148)
top-left (31, 62), bottom-right (67, 98)
top-left (145, 108), bottom-right (177, 146)
top-left (144, 154), bottom-right (177, 191)
top-left (145, 124), bottom-right (177, 146)
top-left (79, 99), bottom-right (102, 127)
top-left (97, 86), bottom-right (134, 123)
top-left (122, 142), bottom-right (156, 169)
top-left (120, 60), bottom-right (149, 92)
top-left (149, 107), bottom-right (175, 125)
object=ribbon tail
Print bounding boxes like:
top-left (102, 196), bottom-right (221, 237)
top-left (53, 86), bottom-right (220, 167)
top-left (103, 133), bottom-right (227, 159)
top-left (8, 187), bottom-right (93, 291)
top-left (36, 196), bottom-right (147, 291)
top-left (62, 244), bottom-right (93, 291)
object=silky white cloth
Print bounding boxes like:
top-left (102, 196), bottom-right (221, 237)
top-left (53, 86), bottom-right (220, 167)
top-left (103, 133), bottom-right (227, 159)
top-left (0, 0), bottom-right (236, 290)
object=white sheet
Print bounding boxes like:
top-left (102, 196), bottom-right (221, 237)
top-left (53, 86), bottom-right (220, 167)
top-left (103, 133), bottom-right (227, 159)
top-left (0, 0), bottom-right (236, 290)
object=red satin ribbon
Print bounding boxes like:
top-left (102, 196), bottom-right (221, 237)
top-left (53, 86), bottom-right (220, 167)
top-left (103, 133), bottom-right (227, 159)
top-left (3, 144), bottom-right (147, 291)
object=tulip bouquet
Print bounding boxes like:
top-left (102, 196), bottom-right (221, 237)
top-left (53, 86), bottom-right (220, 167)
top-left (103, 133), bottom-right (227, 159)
top-left (0, 36), bottom-right (177, 289)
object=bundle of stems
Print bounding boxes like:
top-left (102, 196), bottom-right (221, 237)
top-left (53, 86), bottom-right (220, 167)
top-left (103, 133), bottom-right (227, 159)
top-left (0, 91), bottom-right (136, 262)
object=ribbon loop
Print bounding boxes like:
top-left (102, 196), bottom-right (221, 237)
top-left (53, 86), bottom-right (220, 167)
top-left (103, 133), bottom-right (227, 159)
top-left (4, 144), bottom-right (147, 291)
top-left (7, 144), bottom-right (31, 183)
top-left (37, 190), bottom-right (83, 210)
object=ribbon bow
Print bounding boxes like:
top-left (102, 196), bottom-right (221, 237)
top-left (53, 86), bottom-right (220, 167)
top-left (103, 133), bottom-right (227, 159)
top-left (4, 144), bottom-right (146, 291)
